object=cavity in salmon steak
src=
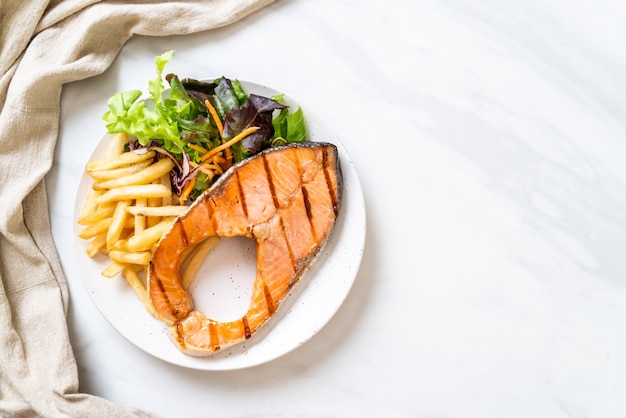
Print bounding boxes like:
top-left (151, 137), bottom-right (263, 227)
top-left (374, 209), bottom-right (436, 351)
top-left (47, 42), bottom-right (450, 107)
top-left (148, 142), bottom-right (342, 356)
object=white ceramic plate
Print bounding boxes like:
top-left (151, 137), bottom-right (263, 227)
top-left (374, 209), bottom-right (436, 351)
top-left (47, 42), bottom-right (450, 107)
top-left (72, 81), bottom-right (366, 370)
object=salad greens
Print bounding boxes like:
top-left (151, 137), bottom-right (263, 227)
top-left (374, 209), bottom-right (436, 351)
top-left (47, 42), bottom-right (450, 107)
top-left (102, 50), bottom-right (307, 202)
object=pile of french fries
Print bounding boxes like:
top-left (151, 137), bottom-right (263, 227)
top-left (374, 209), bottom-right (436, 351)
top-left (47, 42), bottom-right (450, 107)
top-left (77, 133), bottom-right (213, 315)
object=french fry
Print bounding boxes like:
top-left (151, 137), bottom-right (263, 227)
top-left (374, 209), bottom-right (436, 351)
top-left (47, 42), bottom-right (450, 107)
top-left (101, 261), bottom-right (127, 279)
top-left (78, 217), bottom-right (112, 240)
top-left (108, 249), bottom-right (151, 266)
top-left (85, 150), bottom-right (156, 172)
top-left (77, 133), bottom-right (195, 316)
top-left (127, 217), bottom-right (175, 252)
top-left (104, 132), bottom-right (128, 158)
top-left (79, 217), bottom-right (134, 239)
top-left (77, 203), bottom-right (115, 226)
top-left (78, 188), bottom-right (102, 223)
top-left (85, 233), bottom-right (107, 258)
top-left (95, 184), bottom-right (171, 204)
top-left (106, 200), bottom-right (131, 250)
top-left (93, 158), bottom-right (175, 190)
top-left (122, 268), bottom-right (155, 316)
top-left (160, 173), bottom-right (173, 206)
top-left (134, 197), bottom-right (147, 234)
top-left (126, 205), bottom-right (187, 217)
top-left (181, 237), bottom-right (220, 289)
top-left (87, 160), bottom-right (152, 182)
top-left (111, 238), bottom-right (130, 252)
top-left (146, 196), bottom-right (162, 228)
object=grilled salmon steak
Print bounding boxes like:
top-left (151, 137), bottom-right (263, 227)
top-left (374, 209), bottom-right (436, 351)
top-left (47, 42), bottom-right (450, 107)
top-left (148, 142), bottom-right (342, 356)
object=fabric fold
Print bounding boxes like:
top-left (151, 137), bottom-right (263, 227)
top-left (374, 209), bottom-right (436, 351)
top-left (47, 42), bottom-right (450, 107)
top-left (0, 0), bottom-right (274, 416)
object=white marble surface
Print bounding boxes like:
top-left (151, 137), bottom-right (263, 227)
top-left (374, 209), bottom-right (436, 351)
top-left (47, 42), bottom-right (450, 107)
top-left (47, 0), bottom-right (626, 416)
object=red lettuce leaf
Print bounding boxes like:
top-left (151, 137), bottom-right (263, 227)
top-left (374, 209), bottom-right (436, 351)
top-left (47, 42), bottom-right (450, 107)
top-left (223, 94), bottom-right (287, 161)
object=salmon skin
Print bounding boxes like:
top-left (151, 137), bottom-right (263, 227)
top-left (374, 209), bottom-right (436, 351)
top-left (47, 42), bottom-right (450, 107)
top-left (148, 142), bottom-right (342, 356)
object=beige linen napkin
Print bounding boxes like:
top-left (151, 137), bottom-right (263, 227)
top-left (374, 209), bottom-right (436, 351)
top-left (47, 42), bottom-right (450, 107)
top-left (0, 1), bottom-right (274, 416)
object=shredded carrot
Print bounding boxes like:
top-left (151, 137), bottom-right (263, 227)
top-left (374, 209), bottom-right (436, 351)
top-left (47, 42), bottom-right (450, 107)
top-left (204, 99), bottom-right (233, 167)
top-left (222, 142), bottom-right (233, 169)
top-left (187, 143), bottom-right (208, 155)
top-left (211, 155), bottom-right (226, 173)
top-left (179, 176), bottom-right (196, 206)
top-left (200, 126), bottom-right (260, 163)
top-left (189, 161), bottom-right (215, 180)
top-left (204, 100), bottom-right (224, 136)
top-left (219, 149), bottom-right (232, 170)
top-left (212, 154), bottom-right (227, 165)
top-left (211, 163), bottom-right (224, 175)
top-left (202, 163), bottom-right (222, 173)
top-left (181, 127), bottom-right (259, 203)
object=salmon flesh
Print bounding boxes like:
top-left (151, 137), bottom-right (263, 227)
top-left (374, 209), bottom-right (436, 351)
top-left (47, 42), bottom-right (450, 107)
top-left (148, 142), bottom-right (342, 356)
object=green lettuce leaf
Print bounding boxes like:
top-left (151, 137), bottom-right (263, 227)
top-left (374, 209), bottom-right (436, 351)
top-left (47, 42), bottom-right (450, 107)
top-left (101, 50), bottom-right (310, 202)
top-left (149, 50), bottom-right (173, 107)
top-left (272, 106), bottom-right (307, 143)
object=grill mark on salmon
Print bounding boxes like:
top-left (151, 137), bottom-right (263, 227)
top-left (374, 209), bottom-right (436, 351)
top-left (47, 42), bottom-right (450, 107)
top-left (262, 154), bottom-right (280, 209)
top-left (301, 186), bottom-right (313, 222)
top-left (148, 142), bottom-right (342, 356)
top-left (177, 218), bottom-right (189, 248)
top-left (208, 322), bottom-right (220, 351)
top-left (296, 151), bottom-right (319, 243)
top-left (263, 284), bottom-right (275, 315)
top-left (208, 199), bottom-right (219, 235)
top-left (242, 316), bottom-right (252, 339)
top-left (235, 171), bottom-right (248, 220)
top-left (175, 322), bottom-right (186, 350)
top-left (151, 264), bottom-right (176, 318)
top-left (300, 185), bottom-right (316, 242)
top-left (279, 215), bottom-right (296, 274)
top-left (321, 147), bottom-right (339, 216)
